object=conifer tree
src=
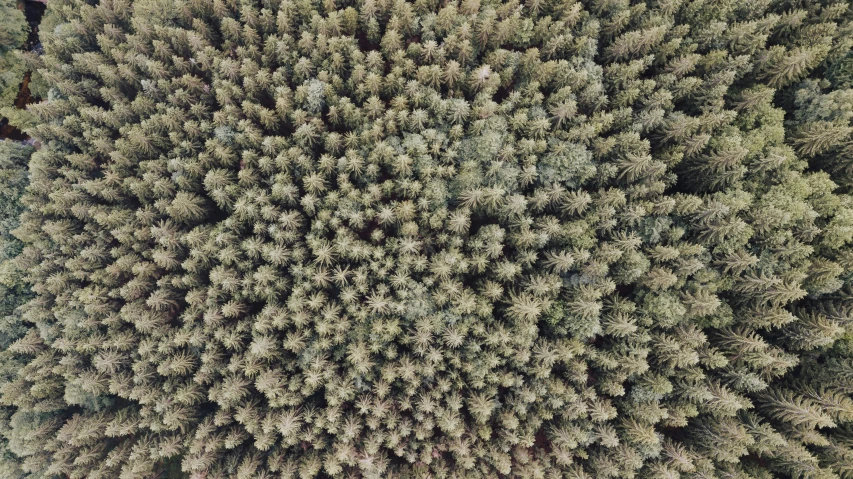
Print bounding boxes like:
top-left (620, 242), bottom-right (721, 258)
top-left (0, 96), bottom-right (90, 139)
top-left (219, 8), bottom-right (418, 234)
top-left (1, 0), bottom-right (852, 477)
top-left (0, 0), bottom-right (29, 110)
top-left (0, 140), bottom-right (32, 479)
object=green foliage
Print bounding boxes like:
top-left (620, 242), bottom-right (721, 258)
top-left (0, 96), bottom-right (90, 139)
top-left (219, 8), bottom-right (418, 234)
top-left (0, 0), bottom-right (28, 109)
top-left (828, 50), bottom-right (853, 89)
top-left (0, 140), bottom-right (33, 479)
top-left (0, 0), bottom-right (852, 478)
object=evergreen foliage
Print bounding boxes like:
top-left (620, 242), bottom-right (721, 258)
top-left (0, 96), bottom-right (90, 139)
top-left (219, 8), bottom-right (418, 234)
top-left (0, 140), bottom-right (34, 479)
top-left (0, 0), bottom-right (45, 132)
top-left (0, 0), bottom-right (852, 477)
top-left (0, 0), bottom-right (29, 109)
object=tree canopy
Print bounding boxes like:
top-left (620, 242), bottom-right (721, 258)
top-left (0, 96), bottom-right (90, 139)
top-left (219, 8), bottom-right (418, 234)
top-left (1, 0), bottom-right (853, 477)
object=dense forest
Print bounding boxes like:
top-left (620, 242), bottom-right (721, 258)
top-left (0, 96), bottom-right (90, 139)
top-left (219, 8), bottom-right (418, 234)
top-left (2, 0), bottom-right (853, 477)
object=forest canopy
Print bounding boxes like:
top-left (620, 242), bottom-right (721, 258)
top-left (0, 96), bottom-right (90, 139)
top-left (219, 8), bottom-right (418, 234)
top-left (1, 0), bottom-right (853, 477)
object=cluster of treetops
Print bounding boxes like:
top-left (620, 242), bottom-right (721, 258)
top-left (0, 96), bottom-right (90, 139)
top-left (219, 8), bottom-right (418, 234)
top-left (2, 0), bottom-right (853, 477)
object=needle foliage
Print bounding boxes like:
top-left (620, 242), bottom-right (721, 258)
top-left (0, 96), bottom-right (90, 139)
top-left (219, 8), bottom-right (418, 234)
top-left (1, 0), bottom-right (853, 478)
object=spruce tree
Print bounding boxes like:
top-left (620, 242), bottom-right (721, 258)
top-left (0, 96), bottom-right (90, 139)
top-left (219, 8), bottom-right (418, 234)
top-left (0, 0), bottom-right (852, 477)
